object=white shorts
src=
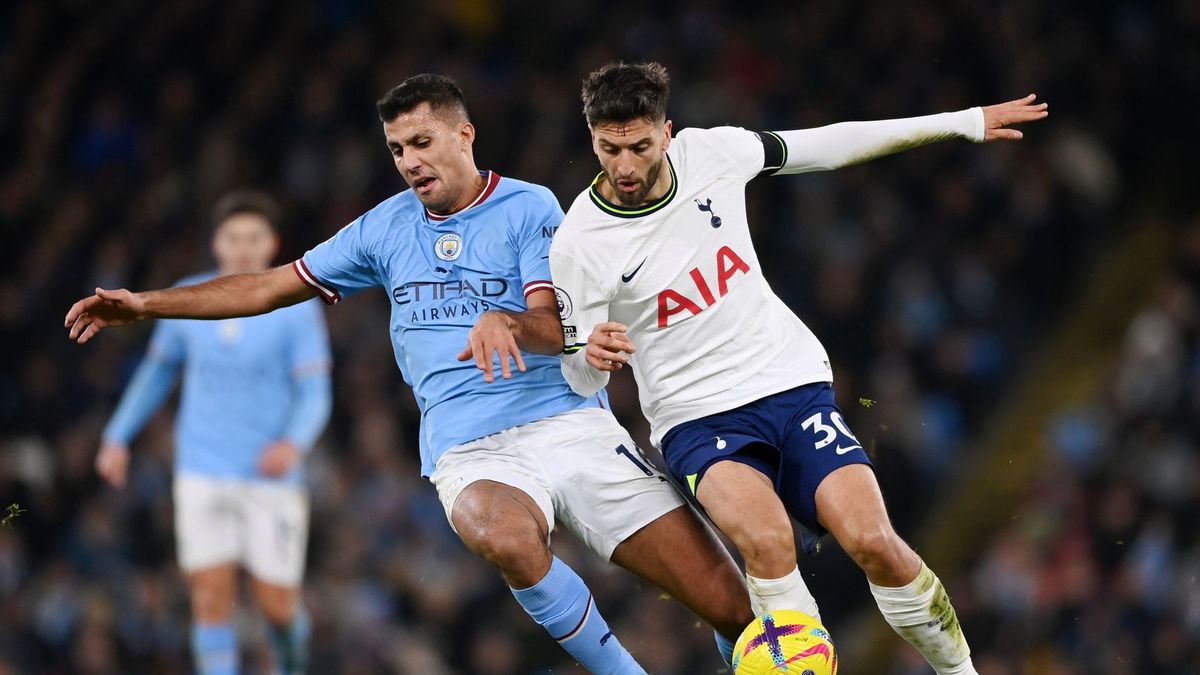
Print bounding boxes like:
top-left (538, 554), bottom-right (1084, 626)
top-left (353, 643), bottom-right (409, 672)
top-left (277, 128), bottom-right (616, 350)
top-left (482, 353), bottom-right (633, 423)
top-left (173, 473), bottom-right (309, 587)
top-left (430, 407), bottom-right (686, 560)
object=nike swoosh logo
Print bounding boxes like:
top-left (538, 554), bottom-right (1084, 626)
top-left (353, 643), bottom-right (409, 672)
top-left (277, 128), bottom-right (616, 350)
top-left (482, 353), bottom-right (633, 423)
top-left (621, 257), bottom-right (648, 283)
top-left (835, 444), bottom-right (863, 455)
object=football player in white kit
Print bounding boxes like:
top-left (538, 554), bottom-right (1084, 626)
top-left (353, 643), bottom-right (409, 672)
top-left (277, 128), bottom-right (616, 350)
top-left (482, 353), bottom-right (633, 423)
top-left (550, 62), bottom-right (1048, 675)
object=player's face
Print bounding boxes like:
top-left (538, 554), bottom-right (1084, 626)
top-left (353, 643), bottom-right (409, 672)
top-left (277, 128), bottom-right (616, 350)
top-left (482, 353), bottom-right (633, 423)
top-left (383, 102), bottom-right (478, 214)
top-left (212, 213), bottom-right (279, 274)
top-left (591, 117), bottom-right (673, 206)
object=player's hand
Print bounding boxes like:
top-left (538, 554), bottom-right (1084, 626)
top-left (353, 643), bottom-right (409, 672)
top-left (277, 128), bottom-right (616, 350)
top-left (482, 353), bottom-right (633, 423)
top-left (65, 288), bottom-right (148, 344)
top-left (259, 440), bottom-right (302, 477)
top-left (458, 310), bottom-right (527, 383)
top-left (96, 442), bottom-right (131, 488)
top-left (586, 322), bottom-right (636, 372)
top-left (980, 94), bottom-right (1049, 142)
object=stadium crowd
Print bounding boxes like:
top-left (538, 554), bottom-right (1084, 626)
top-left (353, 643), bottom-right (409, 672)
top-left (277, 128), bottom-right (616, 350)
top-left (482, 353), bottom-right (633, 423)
top-left (1, 0), bottom-right (1192, 672)
top-left (922, 219), bottom-right (1200, 675)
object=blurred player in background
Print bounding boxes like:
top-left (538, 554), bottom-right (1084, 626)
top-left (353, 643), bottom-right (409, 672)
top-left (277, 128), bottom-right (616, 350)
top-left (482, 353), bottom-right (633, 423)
top-left (552, 62), bottom-right (1048, 675)
top-left (96, 191), bottom-right (332, 675)
top-left (68, 75), bottom-right (753, 673)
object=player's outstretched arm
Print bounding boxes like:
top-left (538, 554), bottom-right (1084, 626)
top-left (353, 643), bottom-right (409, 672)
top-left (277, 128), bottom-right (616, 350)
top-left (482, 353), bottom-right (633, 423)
top-left (767, 94), bottom-right (1048, 174)
top-left (65, 264), bottom-right (317, 344)
top-left (457, 290), bottom-right (565, 383)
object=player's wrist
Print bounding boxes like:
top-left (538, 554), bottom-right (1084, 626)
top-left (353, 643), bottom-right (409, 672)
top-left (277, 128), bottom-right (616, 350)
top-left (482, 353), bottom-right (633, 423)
top-left (965, 107), bottom-right (986, 143)
top-left (136, 289), bottom-right (162, 319)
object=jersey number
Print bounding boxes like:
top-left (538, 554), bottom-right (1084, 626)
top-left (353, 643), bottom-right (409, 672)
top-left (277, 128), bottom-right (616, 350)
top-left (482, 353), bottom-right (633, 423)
top-left (616, 444), bottom-right (654, 476)
top-left (800, 411), bottom-right (858, 449)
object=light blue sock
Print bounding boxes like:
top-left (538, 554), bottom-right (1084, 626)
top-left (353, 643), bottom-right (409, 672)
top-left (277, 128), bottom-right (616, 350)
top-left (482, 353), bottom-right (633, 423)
top-left (192, 622), bottom-right (238, 675)
top-left (714, 629), bottom-right (736, 666)
top-left (268, 606), bottom-right (310, 675)
top-left (511, 557), bottom-right (646, 675)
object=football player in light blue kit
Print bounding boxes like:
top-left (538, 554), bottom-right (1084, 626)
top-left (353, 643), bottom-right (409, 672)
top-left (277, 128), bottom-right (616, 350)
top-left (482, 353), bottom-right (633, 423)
top-left (68, 75), bottom-right (753, 674)
top-left (95, 191), bottom-right (332, 675)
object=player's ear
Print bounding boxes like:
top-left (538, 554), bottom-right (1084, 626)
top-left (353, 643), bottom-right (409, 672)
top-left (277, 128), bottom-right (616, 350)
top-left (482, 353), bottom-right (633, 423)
top-left (662, 119), bottom-right (673, 152)
top-left (459, 121), bottom-right (476, 151)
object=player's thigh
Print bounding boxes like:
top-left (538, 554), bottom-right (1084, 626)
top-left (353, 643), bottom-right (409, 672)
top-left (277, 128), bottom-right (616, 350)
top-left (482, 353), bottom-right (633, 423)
top-left (430, 437), bottom-right (555, 578)
top-left (610, 503), bottom-right (753, 639)
top-left (173, 474), bottom-right (241, 575)
top-left (776, 389), bottom-right (872, 539)
top-left (240, 481), bottom-right (310, 589)
top-left (542, 408), bottom-right (686, 561)
top-left (249, 575), bottom-right (301, 626)
top-left (695, 458), bottom-right (797, 573)
top-left (187, 562), bottom-right (240, 623)
top-left (813, 464), bottom-right (917, 579)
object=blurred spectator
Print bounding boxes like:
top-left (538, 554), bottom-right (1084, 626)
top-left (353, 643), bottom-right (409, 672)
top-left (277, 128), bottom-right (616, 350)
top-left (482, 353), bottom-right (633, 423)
top-left (945, 218), bottom-right (1200, 674)
top-left (2, 1), bottom-right (1192, 672)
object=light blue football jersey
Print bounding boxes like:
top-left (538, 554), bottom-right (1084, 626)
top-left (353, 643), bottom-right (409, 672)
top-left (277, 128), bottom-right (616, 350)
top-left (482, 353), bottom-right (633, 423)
top-left (296, 171), bottom-right (607, 476)
top-left (105, 272), bottom-right (332, 485)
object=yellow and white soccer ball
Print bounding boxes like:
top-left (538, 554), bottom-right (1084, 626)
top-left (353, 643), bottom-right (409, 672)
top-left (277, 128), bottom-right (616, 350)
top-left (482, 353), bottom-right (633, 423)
top-left (732, 610), bottom-right (838, 675)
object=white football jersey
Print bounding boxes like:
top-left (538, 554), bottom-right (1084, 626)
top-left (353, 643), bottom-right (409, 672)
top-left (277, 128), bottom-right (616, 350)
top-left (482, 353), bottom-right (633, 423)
top-left (551, 126), bottom-right (832, 447)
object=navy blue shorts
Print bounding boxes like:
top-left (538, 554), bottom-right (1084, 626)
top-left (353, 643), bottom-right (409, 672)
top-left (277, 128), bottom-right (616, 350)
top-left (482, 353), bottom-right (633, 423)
top-left (660, 382), bottom-right (872, 551)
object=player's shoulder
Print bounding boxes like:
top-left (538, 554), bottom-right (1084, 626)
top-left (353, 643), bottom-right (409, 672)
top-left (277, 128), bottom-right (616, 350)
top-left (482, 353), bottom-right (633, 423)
top-left (551, 188), bottom-right (605, 253)
top-left (362, 189), bottom-right (423, 227)
top-left (672, 126), bottom-right (764, 180)
top-left (674, 126), bottom-right (761, 157)
top-left (492, 175), bottom-right (561, 213)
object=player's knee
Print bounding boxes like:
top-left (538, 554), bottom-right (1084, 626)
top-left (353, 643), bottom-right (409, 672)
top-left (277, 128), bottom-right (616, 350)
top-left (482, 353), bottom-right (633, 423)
top-left (842, 526), bottom-right (905, 572)
top-left (190, 578), bottom-right (235, 622)
top-left (481, 533), bottom-right (551, 587)
top-left (256, 588), bottom-right (298, 626)
top-left (458, 516), bottom-right (550, 586)
top-left (731, 522), bottom-right (795, 573)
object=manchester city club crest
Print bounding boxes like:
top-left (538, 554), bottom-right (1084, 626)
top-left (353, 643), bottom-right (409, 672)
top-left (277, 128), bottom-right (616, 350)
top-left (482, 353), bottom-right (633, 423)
top-left (435, 233), bottom-right (463, 261)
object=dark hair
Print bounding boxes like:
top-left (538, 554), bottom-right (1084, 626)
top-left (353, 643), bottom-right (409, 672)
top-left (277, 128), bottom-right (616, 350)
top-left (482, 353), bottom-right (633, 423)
top-left (376, 74), bottom-right (470, 123)
top-left (581, 61), bottom-right (670, 126)
top-left (210, 189), bottom-right (283, 232)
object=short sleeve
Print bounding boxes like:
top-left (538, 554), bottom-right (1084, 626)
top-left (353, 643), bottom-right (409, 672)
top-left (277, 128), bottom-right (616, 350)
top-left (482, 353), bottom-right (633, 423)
top-left (680, 126), bottom-right (768, 182)
top-left (145, 320), bottom-right (185, 365)
top-left (516, 190), bottom-right (563, 301)
top-left (289, 299), bottom-right (332, 377)
top-left (295, 214), bottom-right (380, 305)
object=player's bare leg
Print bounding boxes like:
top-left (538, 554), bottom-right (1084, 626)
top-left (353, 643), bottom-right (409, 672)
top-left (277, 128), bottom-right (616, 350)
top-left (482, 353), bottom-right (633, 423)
top-left (250, 577), bottom-right (308, 675)
top-left (695, 460), bottom-right (822, 620)
top-left (816, 464), bottom-right (975, 675)
top-left (189, 562), bottom-right (239, 675)
top-left (610, 504), bottom-right (753, 639)
top-left (452, 480), bottom-right (647, 674)
top-left (452, 479), bottom-right (553, 587)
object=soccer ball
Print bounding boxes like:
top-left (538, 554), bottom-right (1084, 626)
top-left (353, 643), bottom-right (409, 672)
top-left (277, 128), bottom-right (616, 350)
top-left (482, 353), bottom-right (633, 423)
top-left (732, 610), bottom-right (838, 674)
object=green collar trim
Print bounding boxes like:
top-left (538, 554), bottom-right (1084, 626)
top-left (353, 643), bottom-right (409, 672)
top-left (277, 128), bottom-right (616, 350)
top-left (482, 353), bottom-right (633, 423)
top-left (588, 157), bottom-right (678, 219)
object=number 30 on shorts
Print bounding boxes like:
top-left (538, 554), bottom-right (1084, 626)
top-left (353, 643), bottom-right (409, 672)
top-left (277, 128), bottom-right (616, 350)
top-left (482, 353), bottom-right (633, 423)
top-left (800, 411), bottom-right (861, 451)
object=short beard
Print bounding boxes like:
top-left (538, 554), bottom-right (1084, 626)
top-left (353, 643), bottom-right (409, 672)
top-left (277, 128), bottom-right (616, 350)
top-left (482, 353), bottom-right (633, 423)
top-left (611, 157), bottom-right (663, 206)
top-left (417, 189), bottom-right (455, 215)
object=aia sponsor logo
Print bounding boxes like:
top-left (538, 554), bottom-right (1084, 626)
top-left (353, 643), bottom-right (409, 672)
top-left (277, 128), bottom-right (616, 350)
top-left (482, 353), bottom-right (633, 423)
top-left (657, 246), bottom-right (750, 327)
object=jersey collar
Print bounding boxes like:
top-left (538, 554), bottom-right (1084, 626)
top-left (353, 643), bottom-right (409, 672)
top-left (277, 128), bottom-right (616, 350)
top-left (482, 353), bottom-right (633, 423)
top-left (588, 156), bottom-right (677, 219)
top-left (426, 170), bottom-right (501, 221)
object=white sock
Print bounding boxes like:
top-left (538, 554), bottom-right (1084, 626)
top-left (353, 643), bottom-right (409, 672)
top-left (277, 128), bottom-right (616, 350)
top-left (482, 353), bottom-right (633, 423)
top-left (869, 563), bottom-right (976, 675)
top-left (746, 567), bottom-right (822, 622)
